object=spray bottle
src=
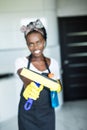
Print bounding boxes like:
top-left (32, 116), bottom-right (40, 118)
top-left (48, 73), bottom-right (59, 108)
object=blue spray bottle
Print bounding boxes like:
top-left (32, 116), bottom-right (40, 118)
top-left (48, 73), bottom-right (59, 108)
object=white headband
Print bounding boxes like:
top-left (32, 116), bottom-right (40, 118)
top-left (20, 19), bottom-right (44, 36)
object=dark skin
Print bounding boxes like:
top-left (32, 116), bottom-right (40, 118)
top-left (17, 32), bottom-right (50, 88)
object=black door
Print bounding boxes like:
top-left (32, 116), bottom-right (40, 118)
top-left (58, 16), bottom-right (87, 101)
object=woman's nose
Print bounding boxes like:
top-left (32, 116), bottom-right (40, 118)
top-left (34, 43), bottom-right (38, 49)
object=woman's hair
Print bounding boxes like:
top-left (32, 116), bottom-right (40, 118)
top-left (20, 19), bottom-right (47, 41)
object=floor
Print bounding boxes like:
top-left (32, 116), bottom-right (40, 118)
top-left (55, 99), bottom-right (87, 130)
top-left (0, 99), bottom-right (87, 130)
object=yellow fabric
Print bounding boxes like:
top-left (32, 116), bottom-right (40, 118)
top-left (50, 80), bottom-right (62, 93)
top-left (23, 82), bottom-right (43, 100)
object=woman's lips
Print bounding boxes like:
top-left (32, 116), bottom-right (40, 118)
top-left (34, 50), bottom-right (41, 54)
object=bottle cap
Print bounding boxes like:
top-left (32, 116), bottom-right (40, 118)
top-left (48, 73), bottom-right (54, 78)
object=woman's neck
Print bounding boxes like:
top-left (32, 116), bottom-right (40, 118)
top-left (31, 54), bottom-right (45, 62)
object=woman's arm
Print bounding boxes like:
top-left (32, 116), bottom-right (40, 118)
top-left (17, 68), bottom-right (32, 88)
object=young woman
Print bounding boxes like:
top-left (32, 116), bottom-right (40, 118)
top-left (15, 19), bottom-right (61, 130)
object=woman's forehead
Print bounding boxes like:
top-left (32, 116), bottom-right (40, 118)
top-left (27, 32), bottom-right (44, 39)
top-left (27, 32), bottom-right (44, 42)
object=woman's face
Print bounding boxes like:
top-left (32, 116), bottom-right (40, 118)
top-left (26, 32), bottom-right (45, 57)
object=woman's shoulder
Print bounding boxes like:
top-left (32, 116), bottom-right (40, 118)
top-left (15, 56), bottom-right (28, 70)
top-left (45, 57), bottom-right (58, 68)
top-left (50, 57), bottom-right (58, 64)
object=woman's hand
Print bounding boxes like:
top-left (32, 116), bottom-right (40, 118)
top-left (23, 82), bottom-right (43, 100)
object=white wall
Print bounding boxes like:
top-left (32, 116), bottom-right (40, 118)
top-left (0, 77), bottom-right (17, 122)
top-left (57, 0), bottom-right (87, 16)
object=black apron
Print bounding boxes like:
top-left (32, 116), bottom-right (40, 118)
top-left (18, 55), bottom-right (55, 130)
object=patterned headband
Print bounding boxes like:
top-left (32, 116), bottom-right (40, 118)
top-left (20, 19), bottom-right (44, 36)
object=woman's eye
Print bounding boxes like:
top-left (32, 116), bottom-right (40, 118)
top-left (28, 40), bottom-right (43, 47)
top-left (37, 41), bottom-right (41, 45)
top-left (29, 43), bottom-right (34, 47)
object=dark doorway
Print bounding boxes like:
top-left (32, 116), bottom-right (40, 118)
top-left (58, 16), bottom-right (87, 101)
